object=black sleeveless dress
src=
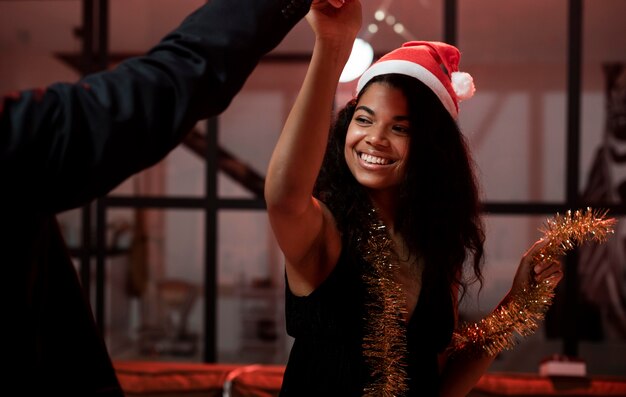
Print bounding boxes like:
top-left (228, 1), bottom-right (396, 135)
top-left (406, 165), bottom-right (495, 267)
top-left (279, 245), bottom-right (455, 397)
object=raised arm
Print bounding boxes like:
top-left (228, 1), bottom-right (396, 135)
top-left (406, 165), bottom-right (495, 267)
top-left (439, 238), bottom-right (563, 397)
top-left (265, 0), bottom-right (361, 295)
top-left (0, 0), bottom-right (318, 213)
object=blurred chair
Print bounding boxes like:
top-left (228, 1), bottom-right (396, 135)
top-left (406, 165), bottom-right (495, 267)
top-left (139, 278), bottom-right (199, 357)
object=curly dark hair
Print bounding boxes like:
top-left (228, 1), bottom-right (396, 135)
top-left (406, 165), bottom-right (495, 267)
top-left (314, 73), bottom-right (485, 298)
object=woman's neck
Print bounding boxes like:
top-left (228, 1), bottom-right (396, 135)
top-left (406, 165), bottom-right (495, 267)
top-left (368, 189), bottom-right (398, 231)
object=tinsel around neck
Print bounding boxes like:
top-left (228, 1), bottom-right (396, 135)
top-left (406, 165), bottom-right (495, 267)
top-left (358, 206), bottom-right (409, 397)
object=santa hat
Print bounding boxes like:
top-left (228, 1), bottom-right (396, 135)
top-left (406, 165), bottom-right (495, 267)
top-left (356, 41), bottom-right (475, 119)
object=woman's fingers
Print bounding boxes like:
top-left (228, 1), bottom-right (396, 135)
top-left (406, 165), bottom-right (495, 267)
top-left (313, 0), bottom-right (346, 8)
top-left (523, 238), bottom-right (549, 260)
top-left (327, 0), bottom-right (346, 7)
top-left (534, 260), bottom-right (564, 284)
top-left (517, 238), bottom-right (549, 275)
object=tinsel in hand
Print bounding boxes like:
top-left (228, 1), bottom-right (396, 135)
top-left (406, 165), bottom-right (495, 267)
top-left (359, 207), bottom-right (409, 397)
top-left (450, 207), bottom-right (616, 357)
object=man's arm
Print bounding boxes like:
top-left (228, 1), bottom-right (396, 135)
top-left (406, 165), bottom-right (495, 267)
top-left (0, 0), bottom-right (312, 213)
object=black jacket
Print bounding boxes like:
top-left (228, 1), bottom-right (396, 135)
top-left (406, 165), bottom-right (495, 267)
top-left (0, 0), bottom-right (311, 395)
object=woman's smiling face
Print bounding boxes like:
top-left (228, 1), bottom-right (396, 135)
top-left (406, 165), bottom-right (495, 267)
top-left (344, 81), bottom-right (411, 195)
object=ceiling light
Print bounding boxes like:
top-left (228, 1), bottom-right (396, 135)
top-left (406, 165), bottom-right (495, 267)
top-left (339, 38), bottom-right (374, 83)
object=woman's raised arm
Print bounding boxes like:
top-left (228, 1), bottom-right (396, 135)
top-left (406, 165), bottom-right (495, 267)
top-left (265, 1), bottom-right (361, 293)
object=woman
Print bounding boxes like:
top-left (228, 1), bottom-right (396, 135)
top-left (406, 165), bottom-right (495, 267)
top-left (265, 1), bottom-right (563, 395)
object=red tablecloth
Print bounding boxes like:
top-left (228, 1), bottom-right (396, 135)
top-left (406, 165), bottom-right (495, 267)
top-left (114, 362), bottom-right (626, 397)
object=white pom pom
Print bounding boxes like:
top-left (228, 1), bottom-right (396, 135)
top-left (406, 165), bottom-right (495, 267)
top-left (451, 71), bottom-right (475, 101)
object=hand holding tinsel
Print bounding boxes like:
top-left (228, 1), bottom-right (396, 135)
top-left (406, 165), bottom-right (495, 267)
top-left (449, 208), bottom-right (616, 358)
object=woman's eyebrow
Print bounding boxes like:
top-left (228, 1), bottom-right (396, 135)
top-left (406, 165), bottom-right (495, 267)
top-left (355, 105), bottom-right (374, 115)
top-left (355, 105), bottom-right (410, 121)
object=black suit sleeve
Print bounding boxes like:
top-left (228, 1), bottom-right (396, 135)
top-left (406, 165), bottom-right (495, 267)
top-left (0, 0), bottom-right (311, 213)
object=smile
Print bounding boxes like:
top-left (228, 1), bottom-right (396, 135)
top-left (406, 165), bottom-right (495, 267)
top-left (359, 152), bottom-right (394, 165)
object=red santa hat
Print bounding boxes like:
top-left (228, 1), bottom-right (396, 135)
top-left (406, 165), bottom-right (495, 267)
top-left (356, 41), bottom-right (475, 119)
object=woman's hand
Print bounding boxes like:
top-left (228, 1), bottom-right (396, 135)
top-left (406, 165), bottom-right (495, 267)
top-left (307, 0), bottom-right (362, 46)
top-left (506, 238), bottom-right (564, 301)
top-left (313, 0), bottom-right (346, 8)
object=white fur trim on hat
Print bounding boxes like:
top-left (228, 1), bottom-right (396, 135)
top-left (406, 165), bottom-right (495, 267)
top-left (357, 59), bottom-right (458, 119)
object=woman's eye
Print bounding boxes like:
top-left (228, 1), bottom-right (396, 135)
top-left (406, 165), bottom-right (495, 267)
top-left (355, 116), bottom-right (372, 125)
top-left (393, 125), bottom-right (411, 134)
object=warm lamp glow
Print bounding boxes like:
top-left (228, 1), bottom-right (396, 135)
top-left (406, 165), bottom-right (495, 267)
top-left (339, 38), bottom-right (374, 83)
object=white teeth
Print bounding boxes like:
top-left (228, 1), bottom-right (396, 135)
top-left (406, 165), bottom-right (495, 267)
top-left (360, 153), bottom-right (390, 165)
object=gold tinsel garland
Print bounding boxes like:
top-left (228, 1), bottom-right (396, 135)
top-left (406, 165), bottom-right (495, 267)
top-left (450, 207), bottom-right (617, 357)
top-left (359, 207), bottom-right (409, 397)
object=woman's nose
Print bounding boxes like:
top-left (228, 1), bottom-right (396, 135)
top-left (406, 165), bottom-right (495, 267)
top-left (365, 127), bottom-right (389, 147)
